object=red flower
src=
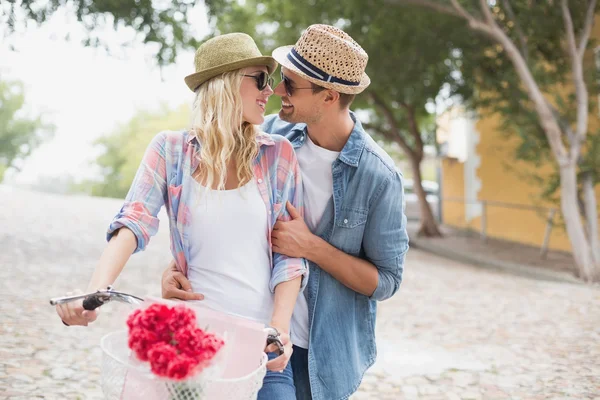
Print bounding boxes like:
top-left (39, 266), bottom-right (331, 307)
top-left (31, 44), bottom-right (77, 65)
top-left (126, 302), bottom-right (224, 380)
top-left (148, 343), bottom-right (179, 377)
top-left (128, 328), bottom-right (160, 361)
top-left (174, 326), bottom-right (206, 358)
top-left (168, 304), bottom-right (197, 332)
top-left (126, 308), bottom-right (142, 330)
top-left (166, 355), bottom-right (199, 380)
top-left (200, 334), bottom-right (225, 359)
top-left (137, 303), bottom-right (172, 341)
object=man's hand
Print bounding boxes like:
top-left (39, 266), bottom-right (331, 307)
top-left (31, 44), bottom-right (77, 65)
top-left (272, 202), bottom-right (315, 259)
top-left (161, 259), bottom-right (204, 301)
top-left (265, 330), bottom-right (293, 372)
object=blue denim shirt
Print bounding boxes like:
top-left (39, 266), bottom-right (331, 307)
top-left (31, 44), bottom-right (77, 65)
top-left (262, 112), bottom-right (409, 400)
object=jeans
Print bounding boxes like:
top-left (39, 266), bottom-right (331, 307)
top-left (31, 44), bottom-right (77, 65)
top-left (257, 352), bottom-right (296, 400)
top-left (291, 345), bottom-right (312, 400)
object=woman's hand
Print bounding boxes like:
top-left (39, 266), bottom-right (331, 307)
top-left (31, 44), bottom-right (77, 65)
top-left (55, 290), bottom-right (99, 326)
top-left (265, 330), bottom-right (293, 372)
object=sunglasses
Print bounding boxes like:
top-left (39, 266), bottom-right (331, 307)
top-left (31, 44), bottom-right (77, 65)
top-left (242, 71), bottom-right (274, 91)
top-left (280, 72), bottom-right (314, 97)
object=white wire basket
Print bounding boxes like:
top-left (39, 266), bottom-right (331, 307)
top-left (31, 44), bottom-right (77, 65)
top-left (101, 330), bottom-right (267, 400)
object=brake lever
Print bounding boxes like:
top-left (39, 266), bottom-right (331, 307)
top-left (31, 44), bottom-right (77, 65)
top-left (264, 327), bottom-right (285, 356)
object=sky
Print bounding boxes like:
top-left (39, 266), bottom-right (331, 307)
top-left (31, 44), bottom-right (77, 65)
top-left (1, 4), bottom-right (210, 185)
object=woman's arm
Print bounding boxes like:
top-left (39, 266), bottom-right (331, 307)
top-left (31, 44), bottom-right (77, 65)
top-left (86, 227), bottom-right (138, 291)
top-left (56, 228), bottom-right (138, 326)
top-left (56, 132), bottom-right (172, 326)
top-left (269, 276), bottom-right (302, 333)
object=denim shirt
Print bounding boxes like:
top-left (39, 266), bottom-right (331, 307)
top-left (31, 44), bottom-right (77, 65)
top-left (262, 113), bottom-right (409, 400)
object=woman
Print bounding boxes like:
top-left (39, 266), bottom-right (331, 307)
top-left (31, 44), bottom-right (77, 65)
top-left (55, 33), bottom-right (307, 399)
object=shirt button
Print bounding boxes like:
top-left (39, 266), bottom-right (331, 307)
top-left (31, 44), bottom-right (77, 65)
top-left (258, 179), bottom-right (263, 183)
top-left (344, 219), bottom-right (348, 224)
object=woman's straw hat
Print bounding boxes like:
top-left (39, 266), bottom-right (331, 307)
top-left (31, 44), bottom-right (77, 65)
top-left (272, 24), bottom-right (370, 95)
top-left (184, 33), bottom-right (278, 92)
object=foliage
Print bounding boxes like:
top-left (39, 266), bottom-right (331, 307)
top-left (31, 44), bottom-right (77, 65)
top-left (0, 79), bottom-right (54, 182)
top-left (3, 0), bottom-right (202, 65)
top-left (79, 103), bottom-right (189, 198)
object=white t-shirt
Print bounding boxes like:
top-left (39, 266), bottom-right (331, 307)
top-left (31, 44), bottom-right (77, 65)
top-left (187, 179), bottom-right (274, 326)
top-left (291, 135), bottom-right (340, 349)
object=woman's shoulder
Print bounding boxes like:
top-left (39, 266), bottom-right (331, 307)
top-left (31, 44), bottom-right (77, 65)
top-left (148, 130), bottom-right (194, 154)
top-left (256, 129), bottom-right (294, 152)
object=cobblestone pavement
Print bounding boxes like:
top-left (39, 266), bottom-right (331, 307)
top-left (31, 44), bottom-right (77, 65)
top-left (1, 186), bottom-right (599, 400)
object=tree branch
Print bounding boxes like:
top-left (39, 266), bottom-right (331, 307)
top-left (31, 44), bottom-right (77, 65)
top-left (479, 0), bottom-right (496, 24)
top-left (382, 0), bottom-right (461, 18)
top-left (399, 102), bottom-right (425, 162)
top-left (386, 0), bottom-right (569, 162)
top-left (561, 0), bottom-right (591, 159)
top-left (502, 0), bottom-right (529, 63)
top-left (368, 91), bottom-right (416, 159)
top-left (579, 0), bottom-right (597, 58)
top-left (546, 99), bottom-right (575, 145)
top-left (562, 0), bottom-right (579, 62)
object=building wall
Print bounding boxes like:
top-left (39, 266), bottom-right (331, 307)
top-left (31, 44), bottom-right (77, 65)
top-left (440, 88), bottom-right (599, 253)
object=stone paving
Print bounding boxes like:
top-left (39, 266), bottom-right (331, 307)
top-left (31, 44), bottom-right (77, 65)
top-left (1, 186), bottom-right (599, 399)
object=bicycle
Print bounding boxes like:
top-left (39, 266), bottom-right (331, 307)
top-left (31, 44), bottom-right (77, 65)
top-left (50, 286), bottom-right (285, 400)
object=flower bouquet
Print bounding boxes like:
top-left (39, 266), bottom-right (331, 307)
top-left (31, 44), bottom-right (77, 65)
top-left (126, 303), bottom-right (226, 399)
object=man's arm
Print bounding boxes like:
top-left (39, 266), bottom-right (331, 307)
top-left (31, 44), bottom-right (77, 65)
top-left (161, 260), bottom-right (204, 301)
top-left (273, 172), bottom-right (408, 300)
top-left (273, 202), bottom-right (378, 296)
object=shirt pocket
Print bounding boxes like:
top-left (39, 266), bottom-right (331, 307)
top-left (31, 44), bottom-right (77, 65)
top-left (335, 207), bottom-right (368, 254)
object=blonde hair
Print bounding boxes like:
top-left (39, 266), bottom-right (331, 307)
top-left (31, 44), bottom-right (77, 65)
top-left (190, 70), bottom-right (259, 190)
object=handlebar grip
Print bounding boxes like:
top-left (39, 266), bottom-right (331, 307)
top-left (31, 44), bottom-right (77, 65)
top-left (82, 295), bottom-right (105, 310)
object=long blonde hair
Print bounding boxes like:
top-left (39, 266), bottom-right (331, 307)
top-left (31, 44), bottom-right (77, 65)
top-left (190, 70), bottom-right (259, 190)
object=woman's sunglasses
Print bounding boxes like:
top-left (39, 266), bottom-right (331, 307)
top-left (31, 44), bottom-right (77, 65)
top-left (242, 71), bottom-right (274, 91)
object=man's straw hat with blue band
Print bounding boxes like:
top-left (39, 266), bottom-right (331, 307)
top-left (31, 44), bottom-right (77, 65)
top-left (272, 24), bottom-right (370, 95)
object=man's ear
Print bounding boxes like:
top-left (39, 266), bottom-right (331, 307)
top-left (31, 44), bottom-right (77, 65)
top-left (323, 89), bottom-right (340, 105)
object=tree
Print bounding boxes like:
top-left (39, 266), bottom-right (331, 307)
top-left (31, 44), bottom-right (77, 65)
top-left (387, 0), bottom-right (600, 281)
top-left (0, 79), bottom-right (54, 183)
top-left (205, 0), bottom-right (478, 236)
top-left (3, 0), bottom-right (201, 65)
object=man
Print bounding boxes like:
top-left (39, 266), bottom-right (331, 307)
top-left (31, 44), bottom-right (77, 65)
top-left (162, 24), bottom-right (409, 400)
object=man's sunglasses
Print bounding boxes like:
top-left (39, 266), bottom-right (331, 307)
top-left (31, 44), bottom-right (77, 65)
top-left (280, 72), bottom-right (314, 97)
top-left (242, 71), bottom-right (274, 91)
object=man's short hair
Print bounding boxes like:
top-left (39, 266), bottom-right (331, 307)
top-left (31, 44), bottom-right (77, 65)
top-left (311, 83), bottom-right (356, 109)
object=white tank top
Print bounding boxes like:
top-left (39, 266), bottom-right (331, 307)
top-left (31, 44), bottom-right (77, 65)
top-left (187, 178), bottom-right (273, 326)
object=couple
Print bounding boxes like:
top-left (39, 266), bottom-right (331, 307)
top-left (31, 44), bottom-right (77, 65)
top-left (56, 24), bottom-right (409, 400)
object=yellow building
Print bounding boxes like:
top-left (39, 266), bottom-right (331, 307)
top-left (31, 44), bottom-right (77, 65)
top-left (437, 20), bottom-right (600, 253)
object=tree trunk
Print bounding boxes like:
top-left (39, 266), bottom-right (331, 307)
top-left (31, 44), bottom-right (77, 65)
top-left (560, 163), bottom-right (598, 281)
top-left (410, 157), bottom-right (442, 237)
top-left (582, 172), bottom-right (600, 268)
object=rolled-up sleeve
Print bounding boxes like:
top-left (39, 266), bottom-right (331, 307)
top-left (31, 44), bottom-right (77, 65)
top-left (107, 132), bottom-right (168, 253)
top-left (364, 170), bottom-right (409, 301)
top-left (269, 140), bottom-right (309, 293)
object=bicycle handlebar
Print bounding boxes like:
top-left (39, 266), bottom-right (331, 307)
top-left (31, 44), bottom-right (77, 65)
top-left (50, 286), bottom-right (285, 355)
top-left (49, 286), bottom-right (144, 310)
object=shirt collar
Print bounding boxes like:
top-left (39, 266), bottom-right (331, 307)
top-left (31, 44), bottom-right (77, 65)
top-left (337, 111), bottom-right (366, 168)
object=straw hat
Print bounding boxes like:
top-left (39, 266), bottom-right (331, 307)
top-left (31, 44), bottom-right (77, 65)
top-left (272, 24), bottom-right (370, 95)
top-left (184, 33), bottom-right (278, 92)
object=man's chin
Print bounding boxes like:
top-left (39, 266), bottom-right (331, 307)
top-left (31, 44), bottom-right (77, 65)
top-left (279, 108), bottom-right (296, 123)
